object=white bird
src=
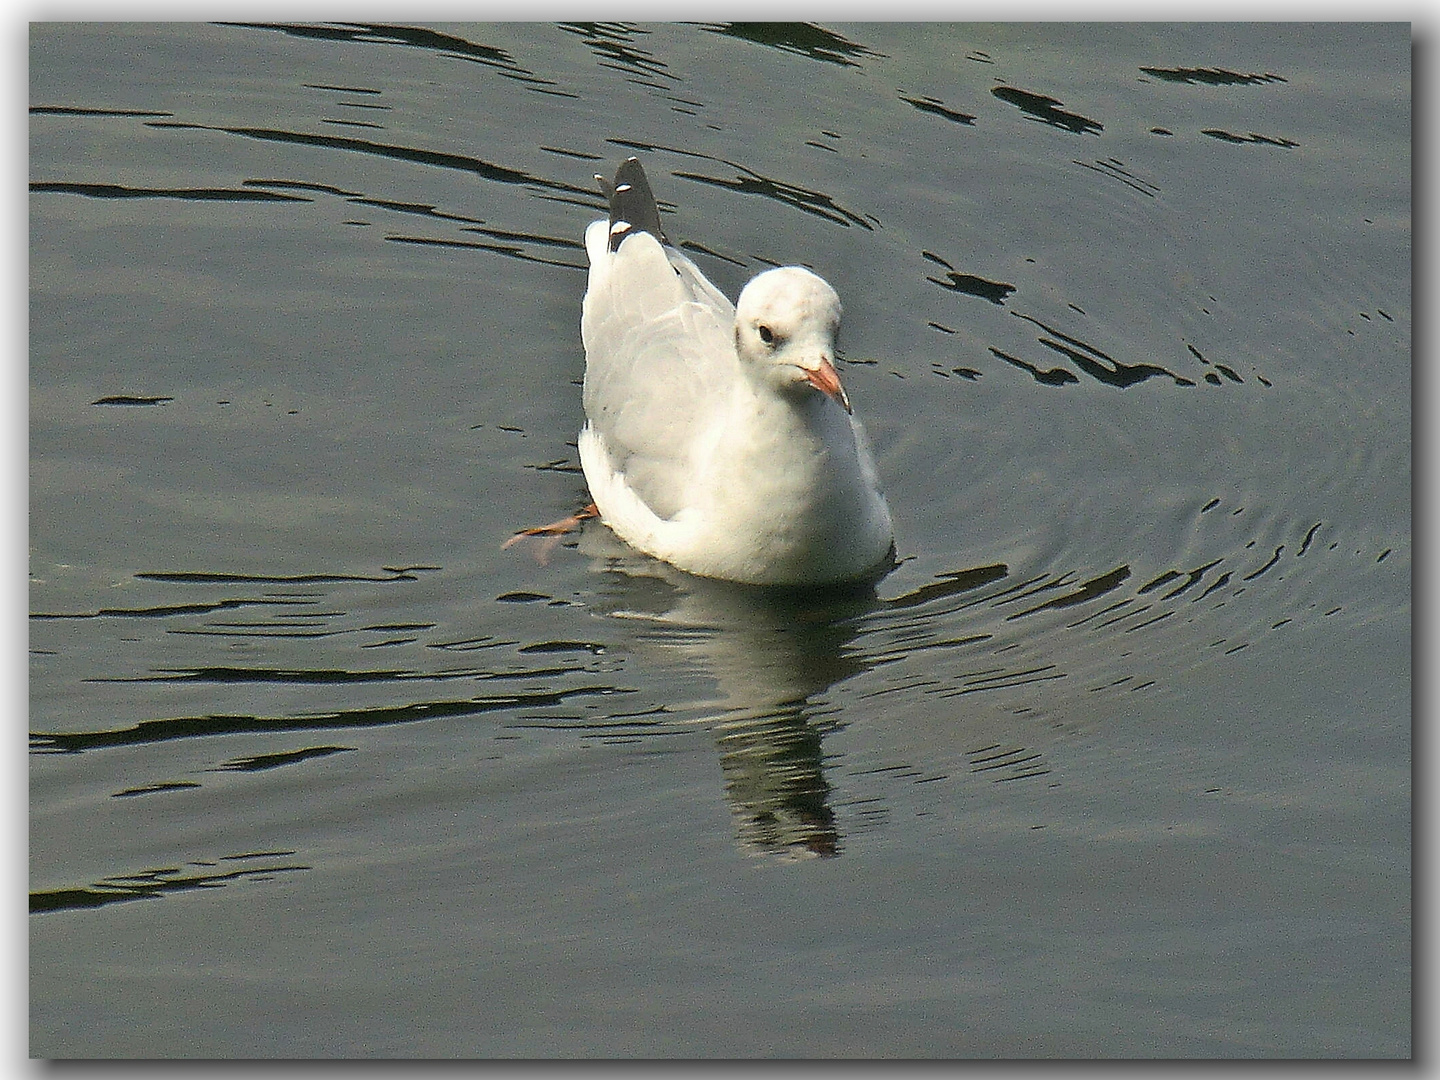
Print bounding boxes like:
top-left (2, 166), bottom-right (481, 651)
top-left (517, 157), bottom-right (894, 587)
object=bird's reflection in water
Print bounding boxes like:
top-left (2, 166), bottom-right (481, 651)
top-left (576, 527), bottom-right (877, 858)
top-left (714, 709), bottom-right (839, 858)
top-left (702, 584), bottom-right (877, 858)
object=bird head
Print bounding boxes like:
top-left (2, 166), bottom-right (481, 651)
top-left (734, 266), bottom-right (851, 414)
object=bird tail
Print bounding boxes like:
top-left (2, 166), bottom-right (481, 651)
top-left (595, 156), bottom-right (667, 252)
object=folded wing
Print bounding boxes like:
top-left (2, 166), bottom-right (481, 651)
top-left (581, 177), bottom-right (739, 521)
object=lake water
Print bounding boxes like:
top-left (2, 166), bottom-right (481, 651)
top-left (29, 22), bottom-right (1410, 1058)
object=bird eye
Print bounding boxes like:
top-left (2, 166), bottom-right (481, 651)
top-left (757, 325), bottom-right (775, 346)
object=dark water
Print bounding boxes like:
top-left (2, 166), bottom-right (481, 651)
top-left (30, 23), bottom-right (1409, 1057)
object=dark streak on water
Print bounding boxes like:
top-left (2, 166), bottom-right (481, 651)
top-left (899, 92), bottom-right (976, 125)
top-left (699, 22), bottom-right (884, 68)
top-left (31, 856), bottom-right (310, 914)
top-left (1202, 129), bottom-right (1299, 148)
top-left (32, 181), bottom-right (310, 203)
top-left (31, 104), bottom-right (175, 117)
top-left (113, 780), bottom-right (202, 798)
top-left (30, 686), bottom-right (626, 754)
top-left (608, 137), bottom-right (874, 229)
top-left (225, 21), bottom-right (556, 88)
top-left (929, 269), bottom-right (1016, 305)
top-left (1072, 158), bottom-right (1159, 197)
top-left (1139, 66), bottom-right (1287, 86)
top-left (145, 120), bottom-right (599, 197)
top-left (213, 745), bottom-right (356, 772)
top-left (135, 569), bottom-right (420, 585)
top-left (1013, 312), bottom-right (1198, 388)
top-left (91, 394), bottom-right (175, 405)
top-left (991, 84), bottom-right (1104, 135)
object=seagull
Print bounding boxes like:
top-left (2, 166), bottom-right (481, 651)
top-left (513, 156), bottom-right (894, 587)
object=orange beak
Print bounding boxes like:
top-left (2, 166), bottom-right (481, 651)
top-left (803, 357), bottom-right (852, 414)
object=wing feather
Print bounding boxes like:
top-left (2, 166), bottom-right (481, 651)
top-left (581, 226), bottom-right (737, 519)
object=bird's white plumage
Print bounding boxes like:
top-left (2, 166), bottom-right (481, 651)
top-left (578, 165), bottom-right (894, 587)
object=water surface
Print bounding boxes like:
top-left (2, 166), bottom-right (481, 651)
top-left (30, 22), bottom-right (1410, 1057)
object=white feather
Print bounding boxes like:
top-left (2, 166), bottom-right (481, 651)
top-left (578, 214), bottom-right (893, 586)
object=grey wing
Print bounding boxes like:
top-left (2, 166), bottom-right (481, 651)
top-left (665, 245), bottom-right (733, 314)
top-left (581, 234), bottom-right (737, 520)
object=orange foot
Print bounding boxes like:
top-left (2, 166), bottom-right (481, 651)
top-left (502, 502), bottom-right (600, 563)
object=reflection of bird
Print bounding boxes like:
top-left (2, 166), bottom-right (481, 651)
top-left (574, 156), bottom-right (894, 587)
top-left (581, 548), bottom-right (874, 857)
top-left (715, 711), bottom-right (839, 858)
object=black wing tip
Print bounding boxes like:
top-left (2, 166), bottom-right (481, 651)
top-left (601, 156), bottom-right (666, 252)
